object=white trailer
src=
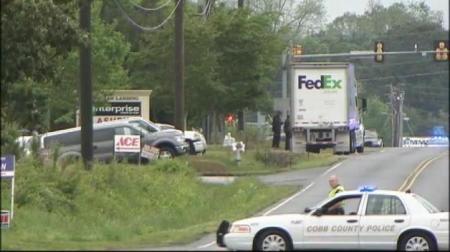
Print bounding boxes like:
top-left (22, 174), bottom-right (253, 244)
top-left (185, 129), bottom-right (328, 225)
top-left (289, 62), bottom-right (365, 154)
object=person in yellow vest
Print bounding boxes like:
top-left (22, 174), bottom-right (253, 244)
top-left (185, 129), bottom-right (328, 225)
top-left (327, 175), bottom-right (345, 215)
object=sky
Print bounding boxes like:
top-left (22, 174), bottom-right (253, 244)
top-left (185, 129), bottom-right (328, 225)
top-left (323, 0), bottom-right (449, 29)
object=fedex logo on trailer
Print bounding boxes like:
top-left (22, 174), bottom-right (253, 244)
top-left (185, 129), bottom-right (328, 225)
top-left (298, 75), bottom-right (342, 90)
top-left (114, 135), bottom-right (141, 153)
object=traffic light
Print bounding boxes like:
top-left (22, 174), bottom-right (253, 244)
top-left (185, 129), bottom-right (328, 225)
top-left (374, 41), bottom-right (384, 63)
top-left (434, 40), bottom-right (449, 61)
top-left (225, 114), bottom-right (235, 126)
top-left (292, 44), bottom-right (303, 57)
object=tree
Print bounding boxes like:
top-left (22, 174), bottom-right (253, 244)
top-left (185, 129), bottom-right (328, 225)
top-left (51, 1), bottom-right (131, 130)
top-left (1, 0), bottom-right (131, 133)
top-left (306, 1), bottom-right (448, 138)
top-left (1, 0), bottom-right (82, 131)
top-left (212, 8), bottom-right (284, 114)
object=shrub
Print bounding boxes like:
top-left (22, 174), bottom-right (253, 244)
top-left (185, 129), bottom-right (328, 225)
top-left (254, 148), bottom-right (297, 168)
top-left (1, 121), bottom-right (22, 158)
top-left (152, 159), bottom-right (195, 175)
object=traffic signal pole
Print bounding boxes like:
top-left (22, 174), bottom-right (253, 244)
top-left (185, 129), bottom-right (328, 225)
top-left (292, 50), bottom-right (438, 59)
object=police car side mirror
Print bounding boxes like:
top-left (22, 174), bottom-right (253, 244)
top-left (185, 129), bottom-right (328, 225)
top-left (313, 207), bottom-right (323, 217)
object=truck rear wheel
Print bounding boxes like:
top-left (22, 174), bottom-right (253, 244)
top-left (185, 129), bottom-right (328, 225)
top-left (350, 131), bottom-right (356, 153)
top-left (356, 145), bottom-right (364, 153)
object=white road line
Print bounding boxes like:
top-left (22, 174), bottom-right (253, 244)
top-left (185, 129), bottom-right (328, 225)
top-left (197, 241), bottom-right (216, 249)
top-left (262, 182), bottom-right (315, 216)
top-left (321, 162), bottom-right (343, 177)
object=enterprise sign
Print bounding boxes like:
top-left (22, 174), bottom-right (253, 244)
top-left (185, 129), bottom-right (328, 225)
top-left (94, 101), bottom-right (141, 116)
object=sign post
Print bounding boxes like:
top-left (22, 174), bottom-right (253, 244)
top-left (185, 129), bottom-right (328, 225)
top-left (114, 135), bottom-right (141, 165)
top-left (1, 155), bottom-right (15, 228)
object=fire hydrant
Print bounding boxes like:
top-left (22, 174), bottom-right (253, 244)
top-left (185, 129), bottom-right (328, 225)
top-left (233, 141), bottom-right (245, 165)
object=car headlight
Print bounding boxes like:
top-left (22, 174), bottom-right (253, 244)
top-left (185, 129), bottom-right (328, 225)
top-left (230, 224), bottom-right (251, 233)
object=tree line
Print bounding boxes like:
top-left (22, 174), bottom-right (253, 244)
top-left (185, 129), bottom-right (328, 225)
top-left (1, 0), bottom-right (448, 154)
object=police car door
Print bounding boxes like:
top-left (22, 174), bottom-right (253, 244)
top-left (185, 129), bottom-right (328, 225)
top-left (359, 194), bottom-right (410, 250)
top-left (303, 194), bottom-right (363, 250)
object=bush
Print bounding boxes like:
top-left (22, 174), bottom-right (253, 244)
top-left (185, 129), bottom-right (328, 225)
top-left (254, 149), bottom-right (297, 168)
top-left (152, 159), bottom-right (195, 175)
top-left (0, 121), bottom-right (22, 158)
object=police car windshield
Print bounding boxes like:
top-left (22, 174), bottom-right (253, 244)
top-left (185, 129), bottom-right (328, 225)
top-left (413, 194), bottom-right (440, 213)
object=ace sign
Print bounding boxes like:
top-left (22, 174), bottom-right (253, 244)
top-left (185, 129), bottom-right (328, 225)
top-left (114, 135), bottom-right (141, 153)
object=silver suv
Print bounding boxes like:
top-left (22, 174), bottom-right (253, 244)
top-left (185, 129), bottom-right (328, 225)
top-left (40, 121), bottom-right (187, 163)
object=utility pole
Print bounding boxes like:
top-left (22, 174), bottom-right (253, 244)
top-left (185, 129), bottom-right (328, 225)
top-left (174, 0), bottom-right (185, 131)
top-left (237, 0), bottom-right (244, 131)
top-left (79, 0), bottom-right (93, 169)
top-left (398, 89), bottom-right (404, 147)
top-left (390, 85), bottom-right (404, 147)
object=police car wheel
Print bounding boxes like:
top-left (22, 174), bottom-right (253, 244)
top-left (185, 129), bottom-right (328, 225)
top-left (255, 229), bottom-right (292, 251)
top-left (399, 232), bottom-right (436, 251)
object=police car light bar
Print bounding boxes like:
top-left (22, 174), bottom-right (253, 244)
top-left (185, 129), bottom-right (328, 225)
top-left (359, 185), bottom-right (377, 192)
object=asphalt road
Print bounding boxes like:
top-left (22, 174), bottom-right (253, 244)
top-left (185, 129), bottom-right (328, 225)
top-left (139, 146), bottom-right (448, 251)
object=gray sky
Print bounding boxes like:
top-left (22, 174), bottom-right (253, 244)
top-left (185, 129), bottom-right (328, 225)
top-left (323, 0), bottom-right (449, 29)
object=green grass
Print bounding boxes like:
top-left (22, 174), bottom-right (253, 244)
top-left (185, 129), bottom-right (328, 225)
top-left (186, 145), bottom-right (342, 175)
top-left (0, 158), bottom-right (296, 250)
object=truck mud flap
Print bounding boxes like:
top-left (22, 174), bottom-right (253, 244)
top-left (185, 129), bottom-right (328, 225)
top-left (306, 145), bottom-right (320, 153)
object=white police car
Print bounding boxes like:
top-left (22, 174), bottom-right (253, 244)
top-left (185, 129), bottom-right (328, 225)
top-left (217, 187), bottom-right (448, 251)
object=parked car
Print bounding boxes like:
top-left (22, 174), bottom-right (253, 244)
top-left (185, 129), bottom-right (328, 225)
top-left (364, 130), bottom-right (383, 147)
top-left (155, 122), bottom-right (207, 155)
top-left (39, 120), bottom-right (187, 165)
top-left (217, 187), bottom-right (448, 251)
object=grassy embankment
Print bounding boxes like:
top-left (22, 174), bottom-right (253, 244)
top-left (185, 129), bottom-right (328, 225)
top-left (187, 144), bottom-right (342, 175)
top-left (1, 158), bottom-right (296, 250)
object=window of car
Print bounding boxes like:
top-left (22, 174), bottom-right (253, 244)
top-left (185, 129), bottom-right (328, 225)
top-left (412, 194), bottom-right (440, 213)
top-left (320, 195), bottom-right (362, 216)
top-left (115, 125), bottom-right (143, 136)
top-left (93, 128), bottom-right (114, 142)
top-left (130, 120), bottom-right (159, 133)
top-left (44, 130), bottom-right (80, 147)
top-left (365, 195), bottom-right (406, 215)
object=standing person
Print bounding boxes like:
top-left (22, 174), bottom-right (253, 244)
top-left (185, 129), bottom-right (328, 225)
top-left (284, 114), bottom-right (292, 150)
top-left (272, 111), bottom-right (282, 148)
top-left (327, 175), bottom-right (345, 215)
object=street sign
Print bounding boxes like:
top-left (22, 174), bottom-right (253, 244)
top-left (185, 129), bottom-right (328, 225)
top-left (114, 135), bottom-right (141, 153)
top-left (1, 155), bottom-right (15, 178)
top-left (1, 155), bottom-right (15, 221)
top-left (1, 210), bottom-right (10, 229)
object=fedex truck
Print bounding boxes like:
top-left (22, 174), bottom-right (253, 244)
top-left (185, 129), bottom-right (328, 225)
top-left (289, 62), bottom-right (366, 154)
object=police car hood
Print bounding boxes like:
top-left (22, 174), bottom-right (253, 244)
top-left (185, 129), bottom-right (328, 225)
top-left (233, 214), bottom-right (307, 226)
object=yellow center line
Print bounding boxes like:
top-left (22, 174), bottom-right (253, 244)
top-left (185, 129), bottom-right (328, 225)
top-left (398, 158), bottom-right (428, 191)
top-left (398, 151), bottom-right (448, 192)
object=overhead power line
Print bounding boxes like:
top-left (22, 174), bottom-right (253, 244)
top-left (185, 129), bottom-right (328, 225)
top-left (130, 0), bottom-right (172, 12)
top-left (359, 71), bottom-right (448, 81)
top-left (113, 0), bottom-right (180, 32)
